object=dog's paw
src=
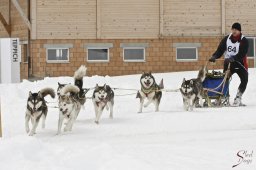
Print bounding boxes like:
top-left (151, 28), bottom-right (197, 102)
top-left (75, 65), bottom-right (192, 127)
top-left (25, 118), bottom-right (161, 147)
top-left (137, 111), bottom-right (142, 113)
top-left (143, 104), bottom-right (148, 108)
top-left (109, 115), bottom-right (113, 119)
top-left (28, 132), bottom-right (34, 136)
top-left (95, 121), bottom-right (99, 124)
top-left (26, 128), bottom-right (30, 133)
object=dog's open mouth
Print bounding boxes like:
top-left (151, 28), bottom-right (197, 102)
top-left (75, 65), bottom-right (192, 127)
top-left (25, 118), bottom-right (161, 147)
top-left (98, 97), bottom-right (105, 101)
top-left (144, 81), bottom-right (151, 87)
top-left (60, 108), bottom-right (68, 114)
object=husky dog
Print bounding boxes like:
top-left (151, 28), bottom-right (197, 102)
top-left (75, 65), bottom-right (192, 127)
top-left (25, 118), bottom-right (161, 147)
top-left (180, 66), bottom-right (207, 111)
top-left (57, 82), bottom-right (68, 96)
top-left (92, 84), bottom-right (114, 124)
top-left (25, 88), bottom-right (55, 136)
top-left (136, 72), bottom-right (164, 113)
top-left (57, 84), bottom-right (81, 134)
top-left (57, 65), bottom-right (88, 104)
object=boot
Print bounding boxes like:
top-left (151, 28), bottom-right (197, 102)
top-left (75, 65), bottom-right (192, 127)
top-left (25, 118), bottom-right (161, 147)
top-left (233, 89), bottom-right (244, 106)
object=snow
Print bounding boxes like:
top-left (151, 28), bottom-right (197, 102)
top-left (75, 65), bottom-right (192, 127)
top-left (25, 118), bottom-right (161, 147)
top-left (0, 69), bottom-right (256, 170)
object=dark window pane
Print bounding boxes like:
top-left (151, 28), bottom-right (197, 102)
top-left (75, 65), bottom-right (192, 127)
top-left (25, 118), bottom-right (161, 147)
top-left (47, 49), bottom-right (68, 61)
top-left (88, 49), bottom-right (108, 61)
top-left (124, 49), bottom-right (144, 61)
top-left (247, 38), bottom-right (254, 57)
top-left (177, 48), bottom-right (197, 60)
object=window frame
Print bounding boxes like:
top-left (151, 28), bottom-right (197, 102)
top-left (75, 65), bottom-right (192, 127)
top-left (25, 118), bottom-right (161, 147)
top-left (123, 47), bottom-right (146, 62)
top-left (46, 48), bottom-right (70, 63)
top-left (87, 47), bottom-right (110, 63)
top-left (247, 37), bottom-right (255, 58)
top-left (176, 47), bottom-right (198, 62)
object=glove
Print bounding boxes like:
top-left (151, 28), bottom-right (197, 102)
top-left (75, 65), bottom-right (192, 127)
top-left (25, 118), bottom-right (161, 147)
top-left (209, 56), bottom-right (216, 62)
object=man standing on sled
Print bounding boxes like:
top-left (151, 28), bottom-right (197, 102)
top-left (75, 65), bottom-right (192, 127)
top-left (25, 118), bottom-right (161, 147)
top-left (209, 22), bottom-right (249, 106)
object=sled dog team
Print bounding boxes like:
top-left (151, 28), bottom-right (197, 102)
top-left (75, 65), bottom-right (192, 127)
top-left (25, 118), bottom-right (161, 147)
top-left (25, 65), bottom-right (206, 136)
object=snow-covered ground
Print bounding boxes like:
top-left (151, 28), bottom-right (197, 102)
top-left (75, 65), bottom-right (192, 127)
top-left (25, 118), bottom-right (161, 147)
top-left (0, 69), bottom-right (256, 170)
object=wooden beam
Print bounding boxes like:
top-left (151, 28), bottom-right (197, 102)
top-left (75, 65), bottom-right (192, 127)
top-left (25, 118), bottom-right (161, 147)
top-left (159, 0), bottom-right (164, 38)
top-left (0, 12), bottom-right (11, 36)
top-left (11, 0), bottom-right (31, 30)
top-left (221, 0), bottom-right (226, 35)
top-left (96, 0), bottom-right (101, 39)
top-left (30, 0), bottom-right (36, 39)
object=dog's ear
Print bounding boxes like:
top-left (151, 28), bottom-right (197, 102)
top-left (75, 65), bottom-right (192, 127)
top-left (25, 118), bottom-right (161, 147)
top-left (149, 71), bottom-right (152, 75)
top-left (29, 91), bottom-right (32, 97)
top-left (95, 84), bottom-right (99, 89)
top-left (190, 80), bottom-right (193, 85)
top-left (103, 84), bottom-right (107, 90)
top-left (58, 82), bottom-right (61, 86)
top-left (182, 78), bottom-right (186, 83)
top-left (38, 91), bottom-right (42, 97)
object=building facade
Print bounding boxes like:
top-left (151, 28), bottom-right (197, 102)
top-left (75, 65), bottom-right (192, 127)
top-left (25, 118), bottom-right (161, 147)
top-left (0, 0), bottom-right (255, 79)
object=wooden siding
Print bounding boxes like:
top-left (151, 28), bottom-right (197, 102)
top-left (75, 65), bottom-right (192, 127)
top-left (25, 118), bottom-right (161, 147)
top-left (225, 0), bottom-right (256, 36)
top-left (0, 0), bottom-right (10, 37)
top-left (99, 0), bottom-right (159, 39)
top-left (36, 0), bottom-right (96, 39)
top-left (163, 0), bottom-right (222, 36)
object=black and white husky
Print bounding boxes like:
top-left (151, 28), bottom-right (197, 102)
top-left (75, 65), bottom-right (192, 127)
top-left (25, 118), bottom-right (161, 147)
top-left (57, 65), bottom-right (87, 105)
top-left (136, 72), bottom-right (164, 113)
top-left (92, 84), bottom-right (114, 124)
top-left (180, 66), bottom-right (207, 111)
top-left (57, 84), bottom-right (81, 134)
top-left (25, 88), bottom-right (55, 136)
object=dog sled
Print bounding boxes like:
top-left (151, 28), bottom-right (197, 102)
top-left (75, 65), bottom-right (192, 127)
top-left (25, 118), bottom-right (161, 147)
top-left (201, 63), bottom-right (231, 107)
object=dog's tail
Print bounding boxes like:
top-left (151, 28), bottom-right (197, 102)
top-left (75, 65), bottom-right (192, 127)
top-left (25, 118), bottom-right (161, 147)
top-left (159, 79), bottom-right (164, 89)
top-left (74, 65), bottom-right (87, 89)
top-left (40, 88), bottom-right (55, 98)
top-left (197, 66), bottom-right (207, 82)
top-left (60, 84), bottom-right (80, 96)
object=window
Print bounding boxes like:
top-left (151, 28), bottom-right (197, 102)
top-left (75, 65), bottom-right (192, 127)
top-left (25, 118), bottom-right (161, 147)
top-left (173, 43), bottom-right (200, 61)
top-left (84, 43), bottom-right (113, 62)
top-left (87, 48), bottom-right (109, 62)
top-left (47, 48), bottom-right (69, 62)
top-left (176, 47), bottom-right (198, 61)
top-left (120, 43), bottom-right (148, 62)
top-left (123, 48), bottom-right (145, 62)
top-left (44, 44), bottom-right (73, 63)
top-left (247, 37), bottom-right (255, 57)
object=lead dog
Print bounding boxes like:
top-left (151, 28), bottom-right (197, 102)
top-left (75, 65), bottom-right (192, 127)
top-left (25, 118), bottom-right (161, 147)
top-left (25, 88), bottom-right (55, 136)
top-left (136, 72), bottom-right (164, 113)
top-left (57, 84), bottom-right (81, 134)
top-left (92, 84), bottom-right (114, 124)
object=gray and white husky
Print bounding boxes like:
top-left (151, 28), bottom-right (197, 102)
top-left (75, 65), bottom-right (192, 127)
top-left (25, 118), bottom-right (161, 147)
top-left (136, 72), bottom-right (164, 113)
top-left (180, 66), bottom-right (207, 111)
top-left (57, 84), bottom-right (81, 134)
top-left (25, 88), bottom-right (55, 136)
top-left (92, 84), bottom-right (114, 124)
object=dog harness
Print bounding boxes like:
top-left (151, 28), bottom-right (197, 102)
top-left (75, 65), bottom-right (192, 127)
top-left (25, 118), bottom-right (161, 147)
top-left (141, 83), bottom-right (160, 97)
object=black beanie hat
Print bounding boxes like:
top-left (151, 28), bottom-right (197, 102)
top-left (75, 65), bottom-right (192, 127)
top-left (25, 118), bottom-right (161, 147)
top-left (232, 22), bottom-right (241, 31)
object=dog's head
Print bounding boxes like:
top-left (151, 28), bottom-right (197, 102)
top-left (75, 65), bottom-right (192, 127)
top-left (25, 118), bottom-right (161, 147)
top-left (58, 94), bottom-right (74, 114)
top-left (27, 91), bottom-right (44, 112)
top-left (57, 82), bottom-right (67, 96)
top-left (93, 84), bottom-right (108, 102)
top-left (180, 78), bottom-right (194, 94)
top-left (140, 72), bottom-right (155, 89)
